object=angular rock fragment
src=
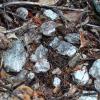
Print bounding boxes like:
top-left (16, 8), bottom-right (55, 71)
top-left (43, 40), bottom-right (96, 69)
top-left (78, 91), bottom-right (97, 100)
top-left (3, 40), bottom-right (27, 72)
top-left (56, 41), bottom-right (77, 57)
top-left (53, 77), bottom-right (61, 87)
top-left (30, 45), bottom-right (50, 73)
top-left (30, 45), bottom-right (48, 62)
top-left (94, 78), bottom-right (100, 92)
top-left (49, 37), bottom-right (61, 49)
top-left (44, 9), bottom-right (58, 20)
top-left (64, 33), bottom-right (80, 44)
top-left (16, 7), bottom-right (28, 19)
top-left (27, 72), bottom-right (35, 80)
top-left (35, 45), bottom-right (48, 59)
top-left (73, 65), bottom-right (89, 85)
top-left (52, 68), bottom-right (62, 75)
top-left (34, 59), bottom-right (50, 73)
top-left (89, 59), bottom-right (100, 78)
top-left (41, 21), bottom-right (56, 36)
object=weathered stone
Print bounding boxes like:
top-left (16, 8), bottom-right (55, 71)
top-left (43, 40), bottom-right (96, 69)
top-left (64, 33), bottom-right (80, 44)
top-left (53, 77), bottom-right (61, 87)
top-left (73, 65), bottom-right (89, 85)
top-left (44, 9), bottom-right (58, 20)
top-left (34, 59), bottom-right (50, 73)
top-left (56, 41), bottom-right (77, 57)
top-left (30, 45), bottom-right (48, 62)
top-left (41, 21), bottom-right (56, 36)
top-left (89, 59), bottom-right (100, 78)
top-left (94, 78), bottom-right (100, 92)
top-left (3, 40), bottom-right (27, 72)
top-left (16, 7), bottom-right (28, 19)
top-left (49, 37), bottom-right (60, 48)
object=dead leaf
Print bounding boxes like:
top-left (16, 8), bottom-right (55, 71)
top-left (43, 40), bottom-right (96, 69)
top-left (0, 69), bottom-right (9, 79)
top-left (13, 85), bottom-right (35, 100)
top-left (33, 16), bottom-right (42, 26)
top-left (23, 94), bottom-right (31, 100)
top-left (63, 11), bottom-right (82, 22)
top-left (67, 84), bottom-right (77, 96)
top-left (32, 91), bottom-right (45, 100)
top-left (0, 33), bottom-right (10, 49)
top-left (16, 85), bottom-right (33, 96)
top-left (80, 31), bottom-right (88, 48)
top-left (53, 87), bottom-right (60, 94)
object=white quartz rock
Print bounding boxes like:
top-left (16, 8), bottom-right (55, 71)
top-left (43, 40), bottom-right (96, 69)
top-left (64, 33), bottom-right (80, 44)
top-left (53, 77), bottom-right (61, 87)
top-left (56, 41), bottom-right (77, 57)
top-left (30, 54), bottom-right (38, 62)
top-left (94, 79), bottom-right (100, 92)
top-left (73, 66), bottom-right (89, 85)
top-left (49, 37), bottom-right (61, 48)
top-left (78, 91), bottom-right (97, 100)
top-left (27, 72), bottom-right (35, 80)
top-left (34, 59), bottom-right (50, 73)
top-left (30, 45), bottom-right (48, 62)
top-left (89, 59), bottom-right (100, 78)
top-left (44, 9), bottom-right (58, 20)
top-left (3, 40), bottom-right (27, 72)
top-left (16, 7), bottom-right (28, 19)
top-left (41, 21), bottom-right (56, 36)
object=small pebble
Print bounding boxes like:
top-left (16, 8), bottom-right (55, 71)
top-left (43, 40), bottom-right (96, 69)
top-left (64, 33), bottom-right (80, 44)
top-left (27, 72), bottom-right (35, 80)
top-left (94, 78), bottom-right (100, 92)
top-left (33, 83), bottom-right (40, 90)
top-left (56, 41), bottom-right (77, 57)
top-left (44, 9), bottom-right (58, 20)
top-left (89, 59), bottom-right (100, 78)
top-left (16, 7), bottom-right (28, 19)
top-left (30, 45), bottom-right (48, 62)
top-left (52, 68), bottom-right (62, 75)
top-left (53, 77), bottom-right (61, 87)
top-left (73, 65), bottom-right (89, 85)
top-left (34, 59), bottom-right (50, 73)
top-left (49, 37), bottom-right (61, 48)
top-left (41, 21), bottom-right (56, 36)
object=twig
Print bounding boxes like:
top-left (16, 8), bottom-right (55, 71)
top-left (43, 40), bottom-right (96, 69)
top-left (86, 23), bottom-right (100, 28)
top-left (1, 19), bottom-right (37, 34)
top-left (1, 1), bottom-right (86, 12)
